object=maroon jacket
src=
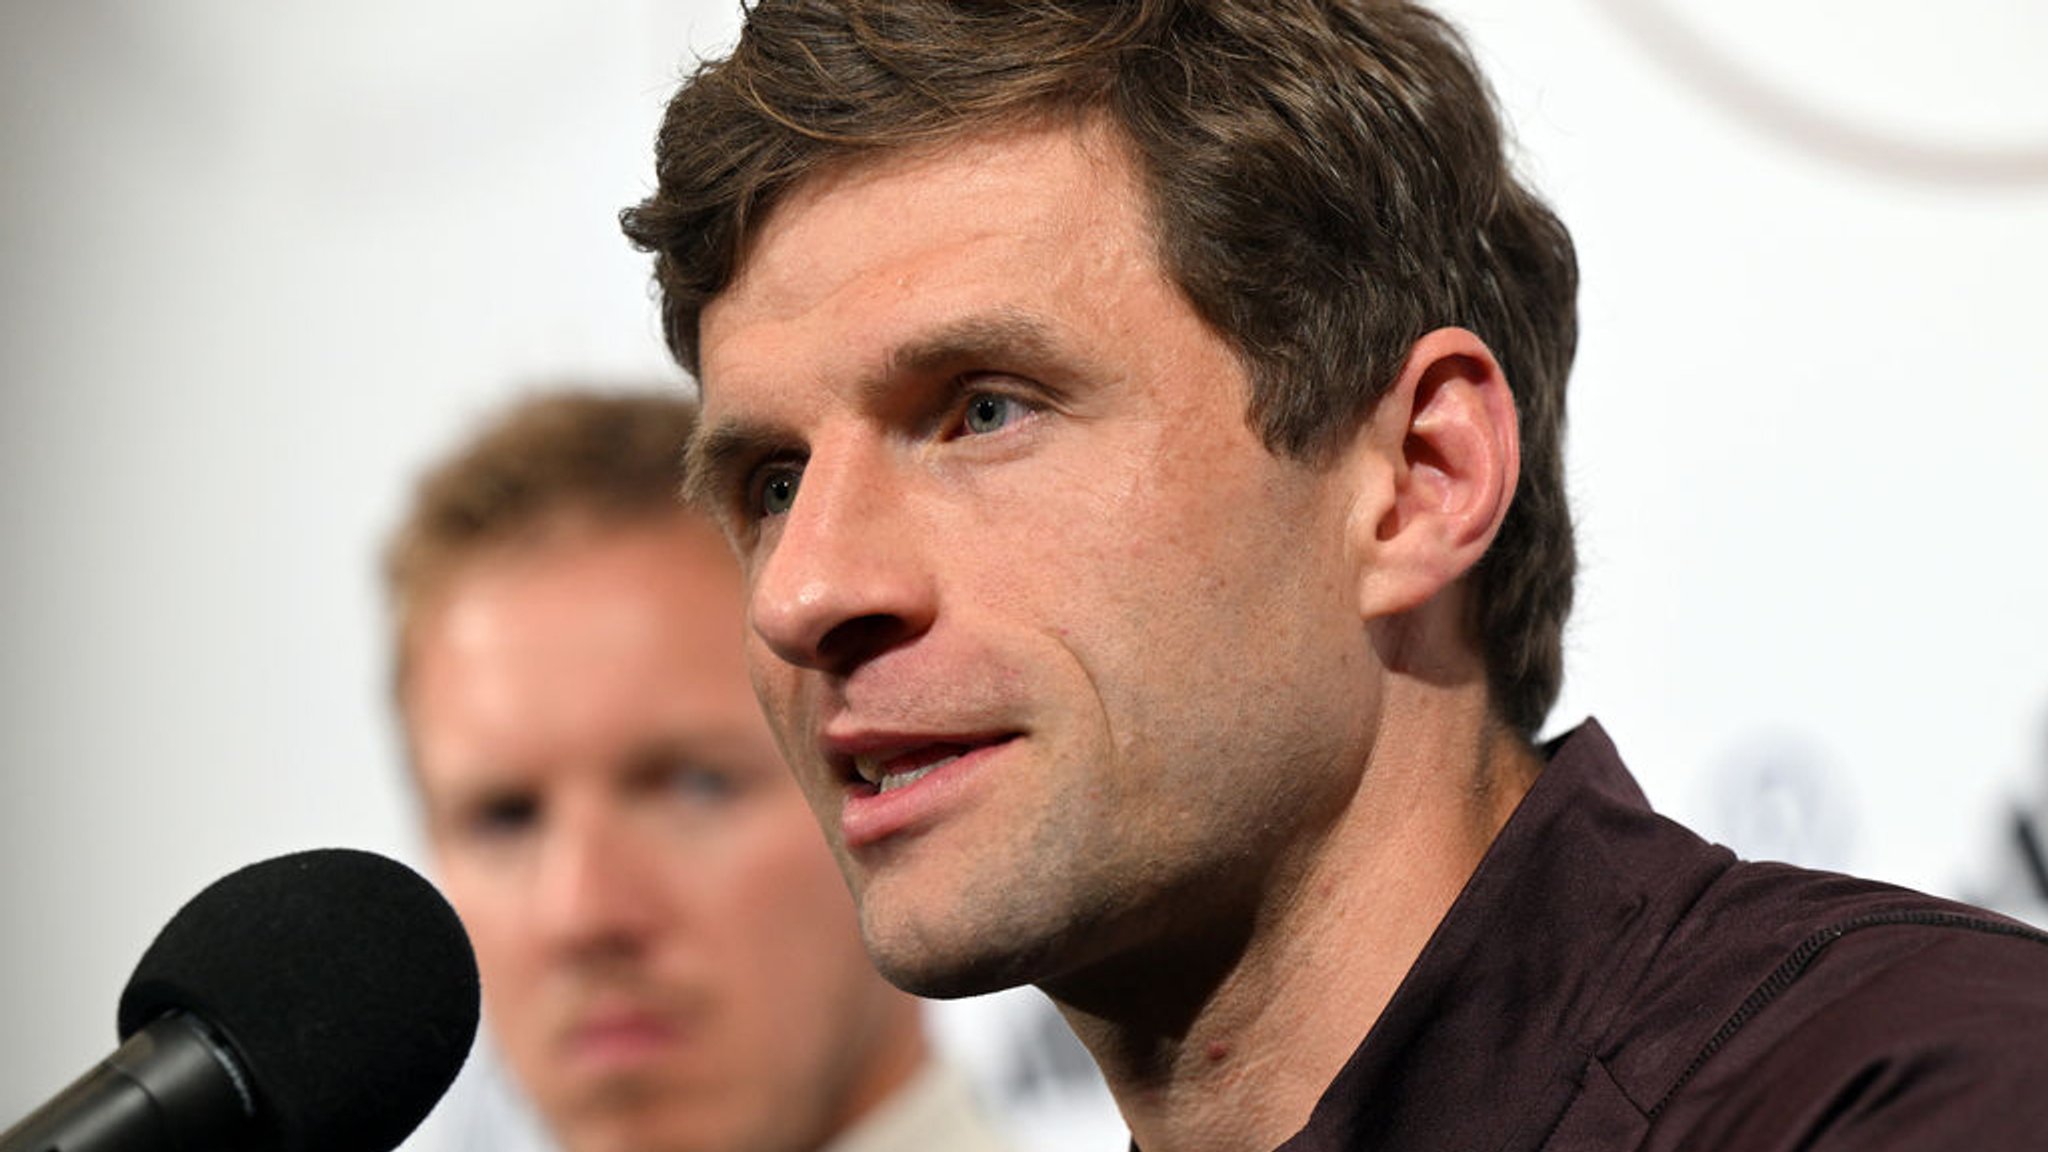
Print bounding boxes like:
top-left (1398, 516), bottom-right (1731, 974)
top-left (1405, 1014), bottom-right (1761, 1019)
top-left (1279, 720), bottom-right (2048, 1151)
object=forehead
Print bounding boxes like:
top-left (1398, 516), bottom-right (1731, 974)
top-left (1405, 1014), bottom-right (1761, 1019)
top-left (446, 521), bottom-right (737, 665)
top-left (403, 518), bottom-right (759, 761)
top-left (695, 119), bottom-right (1160, 409)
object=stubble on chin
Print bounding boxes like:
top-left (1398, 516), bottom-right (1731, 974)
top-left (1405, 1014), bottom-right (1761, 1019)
top-left (851, 841), bottom-right (1127, 1001)
top-left (548, 1072), bottom-right (668, 1152)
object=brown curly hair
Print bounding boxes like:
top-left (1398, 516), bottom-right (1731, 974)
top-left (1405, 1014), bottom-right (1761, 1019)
top-left (621, 0), bottom-right (1578, 737)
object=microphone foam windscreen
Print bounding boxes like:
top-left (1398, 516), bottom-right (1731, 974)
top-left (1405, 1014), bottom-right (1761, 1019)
top-left (117, 848), bottom-right (480, 1152)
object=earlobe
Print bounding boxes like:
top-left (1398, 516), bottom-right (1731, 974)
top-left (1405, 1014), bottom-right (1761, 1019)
top-left (1350, 327), bottom-right (1521, 620)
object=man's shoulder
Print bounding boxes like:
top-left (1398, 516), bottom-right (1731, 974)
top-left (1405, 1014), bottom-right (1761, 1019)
top-left (1664, 869), bottom-right (2048, 1078)
top-left (1651, 856), bottom-right (2048, 1006)
top-left (827, 1060), bottom-right (1017, 1152)
top-left (1624, 861), bottom-right (2048, 1150)
top-left (1479, 724), bottom-right (2048, 1149)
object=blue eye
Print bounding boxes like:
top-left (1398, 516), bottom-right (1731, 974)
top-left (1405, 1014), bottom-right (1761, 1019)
top-left (668, 765), bottom-right (738, 808)
top-left (751, 464), bottom-right (802, 517)
top-left (962, 393), bottom-right (1021, 435)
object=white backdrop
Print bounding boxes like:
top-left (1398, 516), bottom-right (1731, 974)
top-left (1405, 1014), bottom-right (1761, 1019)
top-left (4, 3), bottom-right (2045, 1150)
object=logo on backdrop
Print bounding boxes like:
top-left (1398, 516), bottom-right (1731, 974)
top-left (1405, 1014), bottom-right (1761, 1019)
top-left (1966, 709), bottom-right (2048, 927)
top-left (1696, 730), bottom-right (1859, 872)
top-left (1694, 707), bottom-right (2048, 932)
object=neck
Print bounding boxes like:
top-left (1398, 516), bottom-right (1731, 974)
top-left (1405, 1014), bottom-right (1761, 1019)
top-left (1049, 677), bottom-right (1542, 1152)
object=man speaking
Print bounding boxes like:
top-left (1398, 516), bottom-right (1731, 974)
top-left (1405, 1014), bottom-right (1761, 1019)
top-left (622, 1), bottom-right (2048, 1149)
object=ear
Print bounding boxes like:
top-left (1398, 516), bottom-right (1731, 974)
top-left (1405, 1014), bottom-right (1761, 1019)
top-left (1346, 327), bottom-right (1520, 621)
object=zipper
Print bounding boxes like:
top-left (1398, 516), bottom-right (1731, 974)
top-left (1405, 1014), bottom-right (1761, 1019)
top-left (1646, 910), bottom-right (2048, 1119)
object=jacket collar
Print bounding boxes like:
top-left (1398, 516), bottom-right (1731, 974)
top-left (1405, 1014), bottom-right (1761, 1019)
top-left (1278, 719), bottom-right (1734, 1151)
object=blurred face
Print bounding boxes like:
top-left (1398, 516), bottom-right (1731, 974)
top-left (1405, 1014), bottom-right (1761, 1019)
top-left (693, 123), bottom-right (1379, 999)
top-left (407, 515), bottom-right (924, 1152)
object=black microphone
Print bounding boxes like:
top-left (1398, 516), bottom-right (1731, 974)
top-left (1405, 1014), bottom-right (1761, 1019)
top-left (1, 848), bottom-right (480, 1152)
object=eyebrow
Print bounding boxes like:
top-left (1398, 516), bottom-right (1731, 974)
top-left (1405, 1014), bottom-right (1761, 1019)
top-left (680, 416), bottom-right (792, 511)
top-left (883, 310), bottom-right (1064, 384)
top-left (682, 308), bottom-right (1070, 509)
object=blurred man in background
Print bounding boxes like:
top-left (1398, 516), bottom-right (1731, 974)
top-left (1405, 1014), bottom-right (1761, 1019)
top-left (384, 390), bottom-right (1010, 1152)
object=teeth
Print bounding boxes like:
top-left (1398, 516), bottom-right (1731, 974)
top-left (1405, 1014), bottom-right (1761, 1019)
top-left (855, 753), bottom-right (961, 793)
top-left (879, 755), bottom-right (958, 792)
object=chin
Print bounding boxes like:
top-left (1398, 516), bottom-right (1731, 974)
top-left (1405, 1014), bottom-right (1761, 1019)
top-left (864, 915), bottom-right (1068, 1000)
top-left (555, 1063), bottom-right (854, 1152)
top-left (557, 1106), bottom-right (756, 1152)
top-left (549, 1076), bottom-right (691, 1152)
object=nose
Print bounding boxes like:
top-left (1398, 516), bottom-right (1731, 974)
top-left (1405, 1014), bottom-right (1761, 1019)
top-left (535, 801), bottom-right (661, 959)
top-left (749, 442), bottom-right (936, 676)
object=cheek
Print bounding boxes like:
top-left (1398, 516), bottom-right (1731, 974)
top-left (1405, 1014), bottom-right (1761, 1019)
top-left (710, 894), bottom-right (892, 1149)
top-left (437, 866), bottom-right (553, 1054)
top-left (782, 808), bottom-right (861, 911)
top-left (435, 860), bottom-right (525, 968)
top-left (746, 642), bottom-right (815, 755)
top-left (713, 818), bottom-right (874, 1010)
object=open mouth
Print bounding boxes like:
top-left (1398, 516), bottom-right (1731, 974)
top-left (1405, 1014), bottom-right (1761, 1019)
top-left (844, 735), bottom-right (1017, 795)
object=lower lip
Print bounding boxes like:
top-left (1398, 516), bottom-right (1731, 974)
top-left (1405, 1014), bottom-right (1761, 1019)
top-left (840, 738), bottom-right (1013, 850)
